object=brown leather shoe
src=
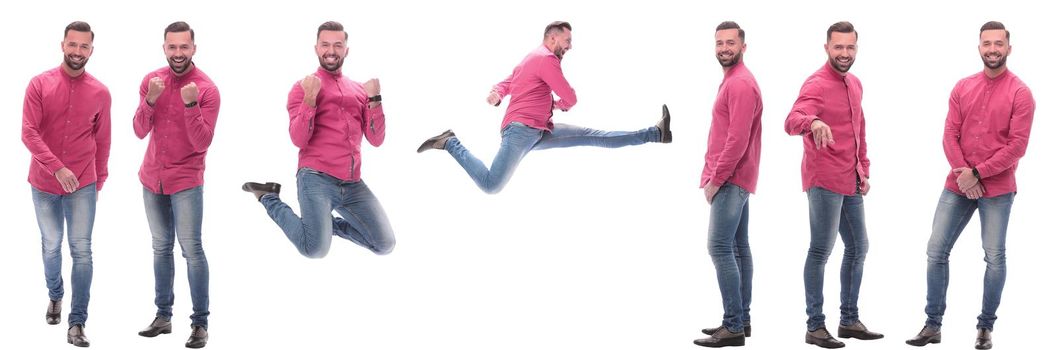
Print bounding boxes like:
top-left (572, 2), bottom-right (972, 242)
top-left (975, 328), bottom-right (992, 350)
top-left (656, 104), bottom-right (672, 143)
top-left (186, 325), bottom-right (208, 348)
top-left (805, 327), bottom-right (845, 348)
top-left (417, 129), bottom-right (455, 153)
top-left (837, 320), bottom-right (884, 340)
top-left (702, 322), bottom-right (750, 337)
top-left (905, 325), bottom-right (941, 346)
top-left (46, 299), bottom-right (61, 325)
top-left (242, 182), bottom-right (281, 201)
top-left (67, 324), bottom-right (90, 347)
top-left (138, 317), bottom-right (172, 337)
top-left (693, 326), bottom-right (745, 347)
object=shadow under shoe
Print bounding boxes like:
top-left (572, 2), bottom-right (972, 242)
top-left (139, 317), bottom-right (172, 337)
top-left (905, 326), bottom-right (941, 346)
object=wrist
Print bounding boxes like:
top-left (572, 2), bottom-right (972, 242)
top-left (184, 101), bottom-right (198, 108)
top-left (368, 94), bottom-right (382, 102)
top-left (972, 167), bottom-right (981, 179)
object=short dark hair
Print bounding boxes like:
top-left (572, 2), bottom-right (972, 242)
top-left (827, 21), bottom-right (857, 41)
top-left (64, 21), bottom-right (94, 41)
top-left (164, 21), bottom-right (194, 41)
top-left (317, 21), bottom-right (349, 40)
top-left (980, 21), bottom-right (1010, 41)
top-left (716, 21), bottom-right (745, 41)
top-left (543, 21), bottom-right (572, 39)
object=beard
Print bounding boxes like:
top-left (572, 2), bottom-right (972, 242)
top-left (64, 54), bottom-right (88, 71)
top-left (828, 55), bottom-right (854, 73)
top-left (168, 55), bottom-right (193, 74)
top-left (553, 47), bottom-right (567, 59)
top-left (318, 53), bottom-right (345, 72)
top-left (981, 52), bottom-right (1007, 70)
top-left (717, 51), bottom-right (742, 67)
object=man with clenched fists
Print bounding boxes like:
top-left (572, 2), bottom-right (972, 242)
top-left (242, 21), bottom-right (396, 260)
top-left (133, 21), bottom-right (218, 349)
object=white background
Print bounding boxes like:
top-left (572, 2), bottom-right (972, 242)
top-left (1, 0), bottom-right (1052, 349)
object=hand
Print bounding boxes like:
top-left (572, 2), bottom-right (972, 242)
top-left (953, 167), bottom-right (979, 192)
top-left (363, 78), bottom-right (380, 96)
top-left (487, 90), bottom-right (501, 106)
top-left (964, 182), bottom-right (986, 200)
top-left (301, 74), bottom-right (322, 107)
top-left (55, 167), bottom-right (79, 193)
top-left (809, 119), bottom-right (835, 149)
top-left (180, 82), bottom-right (199, 105)
top-left (146, 77), bottom-right (165, 105)
top-left (859, 177), bottom-right (871, 196)
top-left (704, 182), bottom-right (720, 205)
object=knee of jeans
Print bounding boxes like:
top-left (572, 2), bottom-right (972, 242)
top-left (179, 242), bottom-right (208, 262)
top-left (373, 239), bottom-right (395, 255)
top-left (982, 248), bottom-right (1006, 267)
top-left (807, 245), bottom-right (833, 260)
top-left (926, 244), bottom-right (951, 264)
top-left (481, 182), bottom-right (505, 195)
top-left (846, 241), bottom-right (869, 258)
top-left (300, 245), bottom-right (330, 259)
top-left (69, 243), bottom-right (92, 262)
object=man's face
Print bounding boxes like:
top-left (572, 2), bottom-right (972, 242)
top-left (979, 29), bottom-right (1011, 70)
top-left (547, 29), bottom-right (572, 59)
top-left (62, 30), bottom-right (93, 71)
top-left (316, 30), bottom-right (348, 72)
top-left (715, 28), bottom-right (745, 68)
top-left (825, 31), bottom-right (857, 73)
top-left (164, 31), bottom-right (196, 74)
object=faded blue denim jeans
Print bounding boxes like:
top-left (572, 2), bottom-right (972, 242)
top-left (445, 122), bottom-right (660, 194)
top-left (260, 168), bottom-right (396, 258)
top-left (803, 186), bottom-right (869, 331)
top-left (924, 189), bottom-right (1015, 331)
top-left (32, 184), bottom-right (97, 327)
top-left (143, 186), bottom-right (210, 327)
top-left (706, 183), bottom-right (753, 333)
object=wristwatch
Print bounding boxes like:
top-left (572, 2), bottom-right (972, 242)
top-left (185, 101), bottom-right (198, 108)
top-left (368, 95), bottom-right (382, 102)
top-left (972, 167), bottom-right (981, 179)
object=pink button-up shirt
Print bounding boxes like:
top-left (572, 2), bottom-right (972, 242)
top-left (22, 67), bottom-right (111, 195)
top-left (287, 68), bottom-right (385, 182)
top-left (493, 45), bottom-right (577, 131)
top-left (943, 69), bottom-right (1034, 197)
top-left (133, 65), bottom-right (220, 195)
top-left (785, 63), bottom-right (870, 196)
top-left (700, 62), bottom-right (763, 193)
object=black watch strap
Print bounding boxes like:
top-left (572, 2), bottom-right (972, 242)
top-left (185, 101), bottom-right (198, 108)
top-left (368, 95), bottom-right (382, 102)
top-left (972, 167), bottom-right (981, 179)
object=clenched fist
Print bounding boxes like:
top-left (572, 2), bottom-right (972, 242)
top-left (301, 74), bottom-right (322, 107)
top-left (487, 90), bottom-right (501, 106)
top-left (181, 82), bottom-right (199, 105)
top-left (363, 78), bottom-right (380, 97)
top-left (146, 77), bottom-right (165, 106)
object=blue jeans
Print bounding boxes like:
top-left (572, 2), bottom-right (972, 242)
top-left (445, 122), bottom-right (660, 194)
top-left (803, 187), bottom-right (869, 331)
top-left (32, 184), bottom-right (97, 326)
top-left (925, 189), bottom-right (1015, 331)
top-left (143, 186), bottom-right (210, 327)
top-left (706, 184), bottom-right (753, 333)
top-left (260, 168), bottom-right (396, 258)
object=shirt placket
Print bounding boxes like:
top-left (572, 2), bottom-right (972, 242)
top-left (844, 78), bottom-right (863, 193)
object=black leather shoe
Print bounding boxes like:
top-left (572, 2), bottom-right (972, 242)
top-left (905, 326), bottom-right (941, 346)
top-left (837, 320), bottom-right (884, 340)
top-left (138, 317), bottom-right (172, 337)
top-left (186, 325), bottom-right (208, 349)
top-left (242, 182), bottom-right (281, 201)
top-left (805, 327), bottom-right (845, 348)
top-left (656, 104), bottom-right (672, 143)
top-left (693, 326), bottom-right (745, 347)
top-left (417, 129), bottom-right (455, 153)
top-left (702, 323), bottom-right (751, 337)
top-left (975, 329), bottom-right (992, 350)
top-left (46, 299), bottom-right (61, 325)
top-left (67, 324), bottom-right (90, 347)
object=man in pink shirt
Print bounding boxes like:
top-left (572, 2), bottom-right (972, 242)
top-left (22, 21), bottom-right (110, 348)
top-left (906, 21), bottom-right (1035, 350)
top-left (785, 22), bottom-right (883, 348)
top-left (693, 21), bottom-right (762, 349)
top-left (133, 22), bottom-right (218, 349)
top-left (416, 21), bottom-right (672, 194)
top-left (242, 21), bottom-right (395, 261)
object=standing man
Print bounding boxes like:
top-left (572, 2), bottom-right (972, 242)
top-left (693, 21), bottom-right (762, 348)
top-left (133, 21), bottom-right (218, 349)
top-left (242, 21), bottom-right (396, 259)
top-left (905, 21), bottom-right (1034, 350)
top-left (22, 21), bottom-right (111, 348)
top-left (784, 21), bottom-right (883, 349)
top-left (416, 21), bottom-right (672, 194)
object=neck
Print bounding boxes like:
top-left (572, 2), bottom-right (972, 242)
top-left (173, 62), bottom-right (194, 77)
top-left (61, 63), bottom-right (84, 78)
top-left (984, 65), bottom-right (1007, 79)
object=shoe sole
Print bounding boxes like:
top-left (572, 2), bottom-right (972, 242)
top-left (905, 337), bottom-right (941, 346)
top-left (837, 329), bottom-right (884, 340)
top-left (659, 104), bottom-right (672, 143)
top-left (139, 327), bottom-right (173, 338)
top-left (805, 336), bottom-right (845, 349)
